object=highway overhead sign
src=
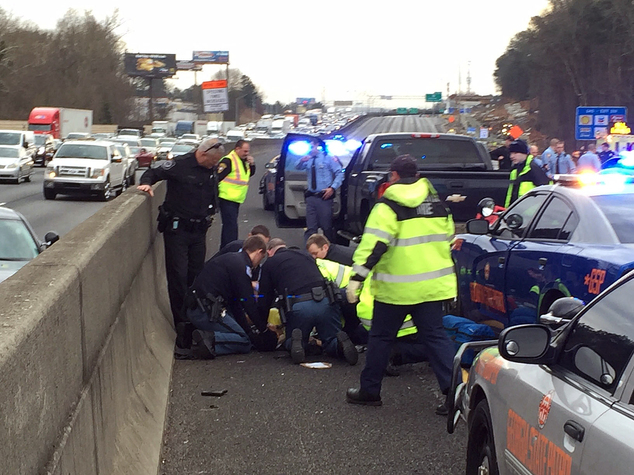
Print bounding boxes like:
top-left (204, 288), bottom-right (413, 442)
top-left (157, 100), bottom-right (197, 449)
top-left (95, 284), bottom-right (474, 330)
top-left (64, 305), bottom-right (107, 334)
top-left (425, 92), bottom-right (442, 102)
top-left (202, 80), bottom-right (229, 113)
top-left (576, 106), bottom-right (627, 140)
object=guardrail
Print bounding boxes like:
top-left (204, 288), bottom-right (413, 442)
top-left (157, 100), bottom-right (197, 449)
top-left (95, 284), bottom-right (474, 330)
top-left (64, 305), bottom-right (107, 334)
top-left (0, 184), bottom-right (174, 474)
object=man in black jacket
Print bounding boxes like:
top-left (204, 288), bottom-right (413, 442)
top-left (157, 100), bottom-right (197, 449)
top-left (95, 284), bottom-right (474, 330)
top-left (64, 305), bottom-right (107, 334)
top-left (257, 238), bottom-right (357, 365)
top-left (305, 233), bottom-right (354, 266)
top-left (137, 138), bottom-right (224, 357)
top-left (489, 136), bottom-right (513, 170)
top-left (185, 235), bottom-right (277, 358)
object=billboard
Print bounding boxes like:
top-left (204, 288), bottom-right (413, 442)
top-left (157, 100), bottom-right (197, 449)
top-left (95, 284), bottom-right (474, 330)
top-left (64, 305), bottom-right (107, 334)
top-left (124, 53), bottom-right (176, 78)
top-left (202, 80), bottom-right (229, 113)
top-left (297, 97), bottom-right (316, 105)
top-left (576, 106), bottom-right (627, 140)
top-left (175, 60), bottom-right (203, 71)
top-left (193, 51), bottom-right (229, 64)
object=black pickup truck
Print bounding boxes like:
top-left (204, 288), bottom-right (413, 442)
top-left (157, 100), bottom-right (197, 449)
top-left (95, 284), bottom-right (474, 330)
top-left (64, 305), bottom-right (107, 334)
top-left (271, 133), bottom-right (509, 241)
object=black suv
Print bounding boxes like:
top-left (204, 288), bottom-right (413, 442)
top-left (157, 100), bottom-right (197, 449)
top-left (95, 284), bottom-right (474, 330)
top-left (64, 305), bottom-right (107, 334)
top-left (33, 134), bottom-right (55, 166)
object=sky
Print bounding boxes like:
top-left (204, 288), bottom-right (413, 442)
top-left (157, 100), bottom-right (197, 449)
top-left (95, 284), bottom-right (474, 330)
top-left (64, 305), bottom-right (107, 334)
top-left (4, 0), bottom-right (550, 107)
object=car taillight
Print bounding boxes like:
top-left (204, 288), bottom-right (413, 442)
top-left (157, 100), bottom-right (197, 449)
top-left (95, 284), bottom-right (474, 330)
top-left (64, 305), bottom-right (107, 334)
top-left (411, 134), bottom-right (440, 138)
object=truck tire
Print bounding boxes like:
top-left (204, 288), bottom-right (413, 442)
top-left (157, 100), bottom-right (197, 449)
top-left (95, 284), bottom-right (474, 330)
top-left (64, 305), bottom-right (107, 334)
top-left (466, 400), bottom-right (499, 475)
top-left (98, 179), bottom-right (112, 201)
top-left (44, 189), bottom-right (56, 200)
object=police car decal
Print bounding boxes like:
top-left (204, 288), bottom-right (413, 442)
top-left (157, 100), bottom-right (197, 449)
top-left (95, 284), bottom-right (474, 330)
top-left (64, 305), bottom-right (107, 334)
top-left (537, 390), bottom-right (554, 429)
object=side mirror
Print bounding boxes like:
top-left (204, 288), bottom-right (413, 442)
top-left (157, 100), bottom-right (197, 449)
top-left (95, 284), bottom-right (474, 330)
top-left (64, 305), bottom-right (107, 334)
top-left (498, 324), bottom-right (553, 364)
top-left (506, 213), bottom-right (523, 230)
top-left (477, 197), bottom-right (496, 217)
top-left (540, 297), bottom-right (584, 326)
top-left (466, 218), bottom-right (489, 235)
top-left (265, 161), bottom-right (277, 169)
top-left (112, 156), bottom-right (122, 163)
top-left (44, 232), bottom-right (59, 246)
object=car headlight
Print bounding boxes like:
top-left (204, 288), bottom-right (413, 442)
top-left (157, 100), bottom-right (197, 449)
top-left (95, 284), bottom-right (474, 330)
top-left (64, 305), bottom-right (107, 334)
top-left (167, 152), bottom-right (173, 160)
top-left (91, 168), bottom-right (105, 178)
top-left (45, 166), bottom-right (55, 178)
top-left (6, 162), bottom-right (19, 169)
top-left (38, 147), bottom-right (45, 154)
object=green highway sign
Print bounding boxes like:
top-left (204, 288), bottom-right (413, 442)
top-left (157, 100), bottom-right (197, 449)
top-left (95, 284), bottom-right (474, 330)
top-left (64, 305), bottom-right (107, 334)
top-left (408, 108), bottom-right (419, 114)
top-left (426, 92), bottom-right (442, 103)
top-left (396, 107), bottom-right (408, 114)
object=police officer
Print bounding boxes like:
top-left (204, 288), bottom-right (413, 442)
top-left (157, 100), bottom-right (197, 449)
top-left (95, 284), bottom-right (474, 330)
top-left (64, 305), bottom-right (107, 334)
top-left (137, 138), bottom-right (224, 357)
top-left (185, 235), bottom-right (277, 358)
top-left (505, 139), bottom-right (550, 207)
top-left (296, 140), bottom-right (343, 243)
top-left (345, 155), bottom-right (456, 413)
top-left (306, 233), bottom-right (354, 266)
top-left (257, 238), bottom-right (358, 365)
top-left (217, 139), bottom-right (256, 250)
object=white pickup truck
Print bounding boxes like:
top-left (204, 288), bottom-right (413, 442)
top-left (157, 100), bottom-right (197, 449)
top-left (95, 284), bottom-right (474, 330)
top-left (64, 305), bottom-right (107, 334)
top-left (43, 140), bottom-right (127, 201)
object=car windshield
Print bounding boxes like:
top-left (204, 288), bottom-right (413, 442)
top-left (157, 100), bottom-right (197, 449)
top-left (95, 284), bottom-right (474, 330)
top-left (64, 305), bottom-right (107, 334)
top-left (159, 138), bottom-right (176, 144)
top-left (34, 135), bottom-right (48, 145)
top-left (181, 135), bottom-right (197, 140)
top-left (28, 124), bottom-right (51, 132)
top-left (369, 138), bottom-right (484, 169)
top-left (172, 145), bottom-right (193, 153)
top-left (115, 146), bottom-right (128, 156)
top-left (56, 144), bottom-right (108, 160)
top-left (0, 219), bottom-right (39, 260)
top-left (66, 133), bottom-right (88, 140)
top-left (590, 194), bottom-right (634, 243)
top-left (0, 132), bottom-right (21, 146)
top-left (140, 139), bottom-right (157, 147)
top-left (0, 148), bottom-right (20, 158)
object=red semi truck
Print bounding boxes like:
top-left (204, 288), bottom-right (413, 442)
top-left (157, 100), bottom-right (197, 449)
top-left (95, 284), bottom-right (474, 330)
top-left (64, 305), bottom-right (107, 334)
top-left (28, 107), bottom-right (93, 139)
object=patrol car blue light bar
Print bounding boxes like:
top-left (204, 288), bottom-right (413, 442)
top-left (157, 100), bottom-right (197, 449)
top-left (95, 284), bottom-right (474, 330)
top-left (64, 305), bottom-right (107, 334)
top-left (345, 139), bottom-right (362, 151)
top-left (618, 151), bottom-right (634, 168)
top-left (324, 139), bottom-right (347, 156)
top-left (287, 140), bottom-right (311, 156)
top-left (380, 143), bottom-right (393, 149)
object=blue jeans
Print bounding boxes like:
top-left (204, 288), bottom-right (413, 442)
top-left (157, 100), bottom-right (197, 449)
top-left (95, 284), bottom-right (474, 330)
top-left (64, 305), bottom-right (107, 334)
top-left (284, 299), bottom-right (342, 356)
top-left (360, 300), bottom-right (454, 396)
top-left (304, 195), bottom-right (334, 243)
top-left (187, 307), bottom-right (252, 355)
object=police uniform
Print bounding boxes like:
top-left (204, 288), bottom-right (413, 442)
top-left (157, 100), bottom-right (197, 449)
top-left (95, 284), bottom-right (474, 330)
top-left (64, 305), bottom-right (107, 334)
top-left (296, 149), bottom-right (343, 243)
top-left (258, 248), bottom-right (354, 362)
top-left (186, 251), bottom-right (275, 357)
top-left (217, 150), bottom-right (256, 249)
top-left (139, 152), bottom-right (218, 342)
top-left (346, 175), bottom-right (457, 406)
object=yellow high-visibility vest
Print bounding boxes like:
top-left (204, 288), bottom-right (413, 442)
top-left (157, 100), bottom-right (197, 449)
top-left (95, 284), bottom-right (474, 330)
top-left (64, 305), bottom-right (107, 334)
top-left (219, 150), bottom-right (250, 203)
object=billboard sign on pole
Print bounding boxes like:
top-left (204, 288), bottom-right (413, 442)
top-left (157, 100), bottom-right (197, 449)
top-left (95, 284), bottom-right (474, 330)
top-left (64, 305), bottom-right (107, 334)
top-left (576, 106), bottom-right (627, 140)
top-left (193, 51), bottom-right (229, 64)
top-left (124, 53), bottom-right (176, 78)
top-left (202, 80), bottom-right (229, 113)
top-left (176, 60), bottom-right (203, 71)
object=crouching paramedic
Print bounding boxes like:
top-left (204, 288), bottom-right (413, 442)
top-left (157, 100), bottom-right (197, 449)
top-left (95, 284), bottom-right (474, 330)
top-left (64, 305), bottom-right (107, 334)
top-left (185, 235), bottom-right (277, 358)
top-left (257, 238), bottom-right (358, 365)
top-left (345, 155), bottom-right (456, 413)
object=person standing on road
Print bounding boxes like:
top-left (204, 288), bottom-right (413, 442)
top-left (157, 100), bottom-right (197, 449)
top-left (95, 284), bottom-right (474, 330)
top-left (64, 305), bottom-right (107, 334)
top-left (529, 144), bottom-right (543, 168)
top-left (489, 136), bottom-right (513, 170)
top-left (544, 141), bottom-right (576, 179)
top-left (296, 140), bottom-right (343, 243)
top-left (185, 235), bottom-right (278, 358)
top-left (137, 138), bottom-right (224, 357)
top-left (505, 139), bottom-right (550, 207)
top-left (598, 142), bottom-right (617, 166)
top-left (217, 139), bottom-right (256, 250)
top-left (540, 138), bottom-right (558, 173)
top-left (577, 143), bottom-right (602, 173)
top-left (345, 155), bottom-right (456, 413)
top-left (257, 238), bottom-right (358, 365)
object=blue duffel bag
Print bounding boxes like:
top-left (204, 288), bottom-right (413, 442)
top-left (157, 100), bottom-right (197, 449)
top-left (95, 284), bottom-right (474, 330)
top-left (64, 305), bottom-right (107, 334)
top-left (443, 315), bottom-right (497, 366)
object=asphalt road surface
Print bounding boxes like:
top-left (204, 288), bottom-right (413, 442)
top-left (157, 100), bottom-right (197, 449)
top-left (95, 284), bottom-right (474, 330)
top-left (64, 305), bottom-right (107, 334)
top-left (160, 129), bottom-right (468, 474)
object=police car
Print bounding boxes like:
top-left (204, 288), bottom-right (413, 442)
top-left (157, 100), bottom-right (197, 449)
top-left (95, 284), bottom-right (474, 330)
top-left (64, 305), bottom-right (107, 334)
top-left (447, 271), bottom-right (634, 474)
top-left (452, 177), bottom-right (634, 330)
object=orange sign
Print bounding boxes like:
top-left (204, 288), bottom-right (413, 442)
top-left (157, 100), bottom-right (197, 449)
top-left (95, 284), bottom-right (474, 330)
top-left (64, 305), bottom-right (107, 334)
top-left (202, 80), bottom-right (227, 89)
top-left (448, 116), bottom-right (455, 123)
top-left (509, 125), bottom-right (524, 139)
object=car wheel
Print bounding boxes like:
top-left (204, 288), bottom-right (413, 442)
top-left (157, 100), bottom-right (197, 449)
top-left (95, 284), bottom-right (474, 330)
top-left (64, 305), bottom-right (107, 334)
top-left (43, 189), bottom-right (56, 200)
top-left (24, 171), bottom-right (31, 183)
top-left (99, 180), bottom-right (112, 201)
top-left (128, 173), bottom-right (135, 186)
top-left (466, 400), bottom-right (499, 475)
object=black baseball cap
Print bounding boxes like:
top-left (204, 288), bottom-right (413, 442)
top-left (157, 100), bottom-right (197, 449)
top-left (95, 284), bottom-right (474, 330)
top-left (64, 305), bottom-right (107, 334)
top-left (390, 155), bottom-right (418, 178)
top-left (508, 139), bottom-right (529, 154)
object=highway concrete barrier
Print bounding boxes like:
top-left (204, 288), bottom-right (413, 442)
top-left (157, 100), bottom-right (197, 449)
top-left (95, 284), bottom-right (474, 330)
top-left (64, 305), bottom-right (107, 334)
top-left (0, 183), bottom-right (174, 474)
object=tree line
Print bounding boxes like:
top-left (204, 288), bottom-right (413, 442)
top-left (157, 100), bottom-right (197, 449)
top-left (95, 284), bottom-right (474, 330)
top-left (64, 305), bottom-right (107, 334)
top-left (494, 0), bottom-right (634, 145)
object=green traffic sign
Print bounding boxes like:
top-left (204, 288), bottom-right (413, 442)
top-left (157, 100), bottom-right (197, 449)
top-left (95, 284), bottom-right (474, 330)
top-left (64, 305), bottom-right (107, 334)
top-left (408, 108), bottom-right (419, 114)
top-left (426, 92), bottom-right (442, 103)
top-left (396, 107), bottom-right (408, 114)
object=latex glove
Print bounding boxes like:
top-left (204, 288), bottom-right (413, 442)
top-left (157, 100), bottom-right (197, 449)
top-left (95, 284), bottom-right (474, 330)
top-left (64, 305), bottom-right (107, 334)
top-left (346, 280), bottom-right (362, 304)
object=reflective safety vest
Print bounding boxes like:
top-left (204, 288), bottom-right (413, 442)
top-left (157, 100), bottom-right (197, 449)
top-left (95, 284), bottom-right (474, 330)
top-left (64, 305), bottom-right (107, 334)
top-left (352, 178), bottom-right (457, 305)
top-left (219, 150), bottom-right (250, 203)
top-left (316, 258), bottom-right (351, 288)
top-left (357, 273), bottom-right (418, 338)
top-left (505, 155), bottom-right (535, 207)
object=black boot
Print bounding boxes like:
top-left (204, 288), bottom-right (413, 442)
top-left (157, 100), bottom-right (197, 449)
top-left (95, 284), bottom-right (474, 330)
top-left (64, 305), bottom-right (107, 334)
top-left (346, 388), bottom-right (382, 406)
top-left (290, 328), bottom-right (305, 364)
top-left (191, 330), bottom-right (216, 360)
top-left (337, 331), bottom-right (358, 365)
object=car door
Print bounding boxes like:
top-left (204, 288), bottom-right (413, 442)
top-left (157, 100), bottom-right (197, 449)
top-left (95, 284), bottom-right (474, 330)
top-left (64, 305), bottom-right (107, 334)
top-left (504, 194), bottom-right (579, 325)
top-left (109, 146), bottom-right (124, 186)
top-left (465, 192), bottom-right (549, 328)
top-left (274, 134), bottom-right (346, 227)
